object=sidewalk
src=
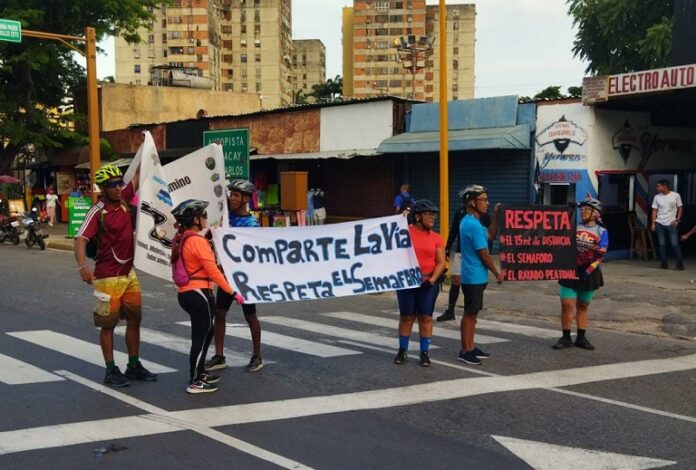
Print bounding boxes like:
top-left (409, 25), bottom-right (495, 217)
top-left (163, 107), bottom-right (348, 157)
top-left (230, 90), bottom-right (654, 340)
top-left (42, 222), bottom-right (696, 340)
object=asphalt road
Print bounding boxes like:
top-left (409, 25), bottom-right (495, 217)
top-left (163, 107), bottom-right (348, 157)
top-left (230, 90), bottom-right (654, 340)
top-left (0, 245), bottom-right (695, 469)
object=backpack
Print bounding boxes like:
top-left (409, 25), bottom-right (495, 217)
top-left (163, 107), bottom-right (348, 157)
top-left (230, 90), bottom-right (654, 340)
top-left (85, 209), bottom-right (105, 260)
top-left (171, 232), bottom-right (209, 287)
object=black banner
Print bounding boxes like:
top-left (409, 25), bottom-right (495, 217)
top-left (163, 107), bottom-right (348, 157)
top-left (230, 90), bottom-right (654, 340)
top-left (498, 205), bottom-right (577, 281)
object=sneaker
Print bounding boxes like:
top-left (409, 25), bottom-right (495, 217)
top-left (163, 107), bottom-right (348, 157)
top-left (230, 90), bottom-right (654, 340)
top-left (675, 263), bottom-right (685, 271)
top-left (574, 336), bottom-right (595, 350)
top-left (246, 355), bottom-right (264, 372)
top-left (186, 380), bottom-right (218, 394)
top-left (472, 347), bottom-right (491, 359)
top-left (394, 348), bottom-right (408, 365)
top-left (552, 336), bottom-right (573, 350)
top-left (200, 373), bottom-right (220, 385)
top-left (660, 262), bottom-right (669, 269)
top-left (436, 310), bottom-right (455, 322)
top-left (205, 354), bottom-right (227, 371)
top-left (124, 362), bottom-right (158, 381)
top-left (457, 350), bottom-right (481, 365)
top-left (104, 366), bottom-right (130, 387)
top-left (419, 351), bottom-right (431, 367)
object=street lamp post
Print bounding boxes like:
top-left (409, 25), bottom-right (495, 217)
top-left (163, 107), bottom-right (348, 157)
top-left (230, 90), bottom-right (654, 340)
top-left (394, 34), bottom-right (436, 100)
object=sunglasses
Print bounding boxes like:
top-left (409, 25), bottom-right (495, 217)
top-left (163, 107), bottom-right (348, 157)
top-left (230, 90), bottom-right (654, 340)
top-left (102, 180), bottom-right (125, 189)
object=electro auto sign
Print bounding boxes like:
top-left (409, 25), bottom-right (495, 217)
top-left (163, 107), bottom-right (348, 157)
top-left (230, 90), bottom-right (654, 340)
top-left (608, 64), bottom-right (696, 97)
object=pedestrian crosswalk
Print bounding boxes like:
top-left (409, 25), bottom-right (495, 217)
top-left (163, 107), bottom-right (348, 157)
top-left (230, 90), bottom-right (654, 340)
top-left (1, 312), bottom-right (560, 386)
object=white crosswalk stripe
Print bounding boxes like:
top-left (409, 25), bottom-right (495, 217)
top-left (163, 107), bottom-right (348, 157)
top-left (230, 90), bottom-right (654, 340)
top-left (322, 311), bottom-right (510, 344)
top-left (6, 330), bottom-right (177, 374)
top-left (174, 322), bottom-right (362, 358)
top-left (0, 352), bottom-right (63, 385)
top-left (115, 326), bottom-right (252, 367)
top-left (263, 316), bottom-right (439, 350)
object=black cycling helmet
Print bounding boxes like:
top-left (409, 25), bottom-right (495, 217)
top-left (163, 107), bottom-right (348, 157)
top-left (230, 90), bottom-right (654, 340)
top-left (411, 199), bottom-right (439, 213)
top-left (227, 179), bottom-right (255, 195)
top-left (578, 197), bottom-right (602, 214)
top-left (458, 184), bottom-right (488, 201)
top-left (171, 199), bottom-right (209, 225)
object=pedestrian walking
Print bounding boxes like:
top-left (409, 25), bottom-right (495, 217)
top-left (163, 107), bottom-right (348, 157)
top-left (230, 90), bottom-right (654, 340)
top-left (553, 197), bottom-right (608, 351)
top-left (394, 183), bottom-right (415, 214)
top-left (45, 187), bottom-right (59, 226)
top-left (651, 179), bottom-right (684, 270)
top-left (457, 185), bottom-right (503, 366)
top-left (74, 164), bottom-right (157, 387)
top-left (205, 179), bottom-right (265, 373)
top-left (171, 199), bottom-right (244, 394)
top-left (393, 199), bottom-right (446, 367)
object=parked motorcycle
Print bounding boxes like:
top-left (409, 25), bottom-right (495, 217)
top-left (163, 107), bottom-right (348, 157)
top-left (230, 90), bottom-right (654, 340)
top-left (0, 213), bottom-right (20, 245)
top-left (22, 208), bottom-right (47, 250)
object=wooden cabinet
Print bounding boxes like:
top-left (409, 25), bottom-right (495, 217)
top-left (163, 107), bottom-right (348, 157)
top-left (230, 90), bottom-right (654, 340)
top-left (280, 171), bottom-right (308, 211)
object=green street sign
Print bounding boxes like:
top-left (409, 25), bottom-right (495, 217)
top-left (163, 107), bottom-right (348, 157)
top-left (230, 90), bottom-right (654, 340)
top-left (0, 19), bottom-right (21, 43)
top-left (203, 128), bottom-right (250, 180)
top-left (68, 197), bottom-right (91, 238)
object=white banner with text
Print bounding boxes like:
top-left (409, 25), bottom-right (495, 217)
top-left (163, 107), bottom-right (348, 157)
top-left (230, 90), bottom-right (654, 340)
top-left (212, 215), bottom-right (421, 303)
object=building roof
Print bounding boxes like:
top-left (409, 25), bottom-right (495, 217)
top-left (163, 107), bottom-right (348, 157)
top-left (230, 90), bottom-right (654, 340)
top-left (378, 125), bottom-right (531, 154)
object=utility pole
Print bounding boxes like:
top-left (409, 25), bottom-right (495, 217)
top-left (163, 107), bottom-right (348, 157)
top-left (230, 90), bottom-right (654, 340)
top-left (19, 27), bottom-right (101, 203)
top-left (438, 0), bottom-right (449, 238)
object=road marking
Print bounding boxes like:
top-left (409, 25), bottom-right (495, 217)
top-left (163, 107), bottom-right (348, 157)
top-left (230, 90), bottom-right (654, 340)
top-left (47, 370), bottom-right (312, 469)
top-left (4, 353), bottom-right (693, 457)
top-left (174, 321), bottom-right (361, 358)
top-left (381, 308), bottom-right (559, 339)
top-left (6, 330), bottom-right (176, 374)
top-left (115, 326), bottom-right (251, 367)
top-left (323, 311), bottom-right (509, 344)
top-left (0, 352), bottom-right (64, 385)
top-left (263, 316), bottom-right (439, 350)
top-left (492, 435), bottom-right (676, 469)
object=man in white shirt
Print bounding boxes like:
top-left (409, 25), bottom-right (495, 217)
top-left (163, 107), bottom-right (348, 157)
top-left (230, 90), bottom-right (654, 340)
top-left (651, 179), bottom-right (684, 270)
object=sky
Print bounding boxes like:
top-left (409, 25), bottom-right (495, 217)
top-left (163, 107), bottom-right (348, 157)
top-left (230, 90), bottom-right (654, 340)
top-left (92, 0), bottom-right (589, 99)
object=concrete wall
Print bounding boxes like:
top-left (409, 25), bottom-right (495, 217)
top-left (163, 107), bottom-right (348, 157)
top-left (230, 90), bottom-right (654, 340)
top-left (320, 100), bottom-right (394, 151)
top-left (100, 83), bottom-right (261, 132)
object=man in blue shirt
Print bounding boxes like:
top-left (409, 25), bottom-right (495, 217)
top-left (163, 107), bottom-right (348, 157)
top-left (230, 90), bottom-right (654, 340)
top-left (458, 185), bottom-right (503, 365)
top-left (393, 183), bottom-right (415, 214)
top-left (206, 179), bottom-right (264, 373)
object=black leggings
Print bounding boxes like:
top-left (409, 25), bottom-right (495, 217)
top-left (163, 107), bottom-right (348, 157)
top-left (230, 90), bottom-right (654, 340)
top-left (178, 289), bottom-right (215, 381)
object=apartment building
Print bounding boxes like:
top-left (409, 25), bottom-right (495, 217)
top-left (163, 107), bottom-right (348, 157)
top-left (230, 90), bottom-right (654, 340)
top-left (219, 0), bottom-right (293, 108)
top-left (292, 39), bottom-right (327, 102)
top-left (115, 0), bottom-right (222, 88)
top-left (343, 1), bottom-right (475, 102)
top-left (115, 0), bottom-right (298, 109)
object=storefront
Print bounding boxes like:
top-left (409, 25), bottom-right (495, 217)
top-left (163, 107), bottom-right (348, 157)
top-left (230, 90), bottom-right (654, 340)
top-left (536, 64), bottom-right (696, 257)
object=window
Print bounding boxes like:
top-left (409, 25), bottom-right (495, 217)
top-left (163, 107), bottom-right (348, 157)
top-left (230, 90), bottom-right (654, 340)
top-left (254, 0), bottom-right (260, 5)
top-left (148, 34), bottom-right (155, 44)
top-left (133, 49), bottom-right (141, 59)
top-left (240, 10), bottom-right (246, 21)
top-left (223, 54), bottom-right (233, 62)
top-left (223, 40), bottom-right (233, 49)
top-left (188, 46), bottom-right (195, 55)
top-left (453, 22), bottom-right (459, 31)
top-left (255, 82), bottom-right (262, 92)
top-left (376, 1), bottom-right (389, 11)
top-left (241, 69), bottom-right (248, 78)
top-left (254, 24), bottom-right (261, 35)
top-left (222, 26), bottom-right (232, 34)
top-left (390, 15), bottom-right (403, 22)
top-left (162, 33), bottom-right (167, 43)
top-left (162, 19), bottom-right (167, 28)
top-left (254, 10), bottom-right (260, 22)
top-left (242, 83), bottom-right (248, 92)
top-left (453, 34), bottom-right (459, 44)
top-left (135, 79), bottom-right (141, 85)
top-left (254, 39), bottom-right (261, 47)
top-left (163, 49), bottom-right (167, 57)
top-left (170, 31), bottom-right (183, 39)
top-left (134, 64), bottom-right (141, 73)
top-left (169, 47), bottom-right (184, 55)
top-left (376, 40), bottom-right (389, 49)
top-left (225, 83), bottom-right (234, 91)
top-left (148, 50), bottom-right (155, 58)
top-left (256, 68), bottom-right (262, 78)
top-left (241, 39), bottom-right (247, 47)
top-left (241, 24), bottom-right (247, 34)
top-left (255, 53), bottom-right (261, 62)
top-left (542, 184), bottom-right (576, 206)
top-left (241, 54), bottom-right (247, 63)
top-left (453, 47), bottom-right (459, 55)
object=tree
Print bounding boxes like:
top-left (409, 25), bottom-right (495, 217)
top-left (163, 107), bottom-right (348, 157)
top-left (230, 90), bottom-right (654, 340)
top-left (567, 0), bottom-right (673, 75)
top-left (0, 0), bottom-right (164, 172)
top-left (534, 86), bottom-right (566, 101)
top-left (292, 89), bottom-right (308, 105)
top-left (309, 75), bottom-right (343, 103)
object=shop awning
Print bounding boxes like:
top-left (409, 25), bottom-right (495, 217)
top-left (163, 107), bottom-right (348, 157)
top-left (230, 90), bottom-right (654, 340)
top-left (251, 149), bottom-right (379, 161)
top-left (377, 124), bottom-right (531, 154)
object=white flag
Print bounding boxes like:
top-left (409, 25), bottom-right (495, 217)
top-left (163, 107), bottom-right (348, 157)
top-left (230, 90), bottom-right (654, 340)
top-left (134, 132), bottom-right (176, 281)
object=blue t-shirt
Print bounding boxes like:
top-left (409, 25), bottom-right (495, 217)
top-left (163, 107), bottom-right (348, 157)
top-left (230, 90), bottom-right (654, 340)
top-left (459, 214), bottom-right (489, 285)
top-left (229, 213), bottom-right (260, 228)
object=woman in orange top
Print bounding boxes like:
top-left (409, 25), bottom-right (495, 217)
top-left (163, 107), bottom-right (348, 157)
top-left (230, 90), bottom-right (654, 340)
top-left (394, 199), bottom-right (446, 367)
top-left (171, 199), bottom-right (244, 394)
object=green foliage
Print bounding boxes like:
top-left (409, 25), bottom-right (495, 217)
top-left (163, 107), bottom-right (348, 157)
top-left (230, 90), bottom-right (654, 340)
top-left (534, 86), bottom-right (565, 101)
top-left (567, 86), bottom-right (583, 98)
top-left (0, 0), bottom-right (164, 171)
top-left (567, 0), bottom-right (673, 75)
top-left (309, 75), bottom-right (343, 103)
